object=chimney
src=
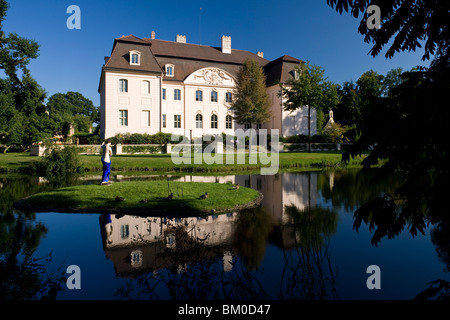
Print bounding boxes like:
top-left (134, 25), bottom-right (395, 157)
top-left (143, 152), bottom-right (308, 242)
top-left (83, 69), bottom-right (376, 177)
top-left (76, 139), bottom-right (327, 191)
top-left (104, 56), bottom-right (110, 64)
top-left (221, 35), bottom-right (231, 54)
top-left (151, 31), bottom-right (156, 39)
top-left (257, 51), bottom-right (264, 58)
top-left (176, 35), bottom-right (186, 43)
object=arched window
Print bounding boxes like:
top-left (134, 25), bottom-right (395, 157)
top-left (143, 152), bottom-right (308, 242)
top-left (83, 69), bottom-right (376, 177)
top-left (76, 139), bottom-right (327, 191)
top-left (226, 115), bottom-right (232, 129)
top-left (129, 50), bottom-right (141, 65)
top-left (165, 64), bottom-right (174, 77)
top-left (211, 114), bottom-right (218, 129)
top-left (119, 79), bottom-right (128, 93)
top-left (196, 114), bottom-right (203, 128)
top-left (141, 81), bottom-right (150, 94)
top-left (195, 90), bottom-right (203, 102)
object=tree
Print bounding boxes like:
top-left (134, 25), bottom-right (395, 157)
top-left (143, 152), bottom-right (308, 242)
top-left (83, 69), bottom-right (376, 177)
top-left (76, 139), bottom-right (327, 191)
top-left (46, 91), bottom-right (99, 137)
top-left (326, 0), bottom-right (449, 61)
top-left (0, 0), bottom-right (52, 151)
top-left (280, 61), bottom-right (340, 152)
top-left (328, 0), bottom-right (450, 248)
top-left (230, 59), bottom-right (271, 154)
top-left (334, 81), bottom-right (361, 129)
top-left (334, 68), bottom-right (406, 141)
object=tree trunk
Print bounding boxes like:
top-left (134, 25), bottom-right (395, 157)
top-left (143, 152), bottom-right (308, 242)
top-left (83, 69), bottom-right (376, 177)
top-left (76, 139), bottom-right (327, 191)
top-left (249, 124), bottom-right (253, 156)
top-left (308, 105), bottom-right (311, 153)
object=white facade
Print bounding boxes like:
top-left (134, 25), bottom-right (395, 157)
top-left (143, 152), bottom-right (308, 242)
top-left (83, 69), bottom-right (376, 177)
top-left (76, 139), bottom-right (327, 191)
top-left (101, 71), bottom-right (161, 139)
top-left (99, 34), bottom-right (316, 140)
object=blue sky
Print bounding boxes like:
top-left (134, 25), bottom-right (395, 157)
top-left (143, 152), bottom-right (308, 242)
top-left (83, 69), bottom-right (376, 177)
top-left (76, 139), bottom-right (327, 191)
top-left (4, 0), bottom-right (430, 107)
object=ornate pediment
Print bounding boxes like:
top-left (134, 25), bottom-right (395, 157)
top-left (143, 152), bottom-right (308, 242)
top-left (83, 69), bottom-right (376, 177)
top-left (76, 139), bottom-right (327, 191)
top-left (184, 68), bottom-right (235, 87)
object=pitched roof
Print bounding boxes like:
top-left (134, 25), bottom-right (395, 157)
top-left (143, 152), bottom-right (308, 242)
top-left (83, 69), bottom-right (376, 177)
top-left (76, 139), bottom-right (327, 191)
top-left (100, 35), bottom-right (303, 88)
top-left (265, 55), bottom-right (303, 86)
top-left (143, 38), bottom-right (269, 66)
top-left (103, 35), bottom-right (163, 73)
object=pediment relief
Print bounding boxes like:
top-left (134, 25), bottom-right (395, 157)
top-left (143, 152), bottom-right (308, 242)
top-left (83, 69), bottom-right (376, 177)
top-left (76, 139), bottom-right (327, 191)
top-left (185, 68), bottom-right (235, 87)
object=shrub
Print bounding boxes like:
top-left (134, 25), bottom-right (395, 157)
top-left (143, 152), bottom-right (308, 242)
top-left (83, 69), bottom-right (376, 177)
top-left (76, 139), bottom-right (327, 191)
top-left (322, 123), bottom-right (349, 143)
top-left (35, 146), bottom-right (83, 177)
top-left (108, 132), bottom-right (173, 145)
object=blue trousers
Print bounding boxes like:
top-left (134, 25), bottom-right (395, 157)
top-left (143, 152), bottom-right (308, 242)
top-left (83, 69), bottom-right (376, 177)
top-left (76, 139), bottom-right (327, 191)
top-left (102, 160), bottom-right (111, 183)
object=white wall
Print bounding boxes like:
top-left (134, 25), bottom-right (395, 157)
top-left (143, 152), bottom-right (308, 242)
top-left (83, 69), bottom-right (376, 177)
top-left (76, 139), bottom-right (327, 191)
top-left (102, 71), bottom-right (161, 139)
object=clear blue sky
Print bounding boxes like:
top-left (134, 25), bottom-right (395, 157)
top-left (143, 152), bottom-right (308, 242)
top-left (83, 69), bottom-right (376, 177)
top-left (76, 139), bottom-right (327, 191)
top-left (4, 0), bottom-right (430, 107)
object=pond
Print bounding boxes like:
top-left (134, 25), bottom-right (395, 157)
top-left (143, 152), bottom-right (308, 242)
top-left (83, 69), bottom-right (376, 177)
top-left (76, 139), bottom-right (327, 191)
top-left (0, 169), bottom-right (448, 300)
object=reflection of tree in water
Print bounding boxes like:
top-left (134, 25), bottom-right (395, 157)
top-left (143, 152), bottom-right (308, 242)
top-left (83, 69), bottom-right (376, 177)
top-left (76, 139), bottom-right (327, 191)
top-left (276, 205), bottom-right (338, 300)
top-left (232, 207), bottom-right (273, 270)
top-left (221, 207), bottom-right (273, 300)
top-left (318, 168), bottom-right (402, 211)
top-left (415, 218), bottom-right (450, 300)
top-left (0, 176), bottom-right (68, 299)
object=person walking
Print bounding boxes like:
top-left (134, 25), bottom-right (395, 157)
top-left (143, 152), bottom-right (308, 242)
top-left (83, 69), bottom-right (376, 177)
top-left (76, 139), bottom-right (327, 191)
top-left (101, 139), bottom-right (113, 185)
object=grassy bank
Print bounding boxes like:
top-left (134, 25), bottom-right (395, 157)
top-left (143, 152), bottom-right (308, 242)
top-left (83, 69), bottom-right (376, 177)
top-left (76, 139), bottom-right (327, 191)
top-left (0, 151), bottom-right (368, 175)
top-left (14, 180), bottom-right (262, 216)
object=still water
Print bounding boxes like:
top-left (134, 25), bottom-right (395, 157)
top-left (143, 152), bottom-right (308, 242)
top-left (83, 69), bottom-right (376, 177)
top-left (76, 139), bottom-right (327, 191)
top-left (0, 169), bottom-right (448, 300)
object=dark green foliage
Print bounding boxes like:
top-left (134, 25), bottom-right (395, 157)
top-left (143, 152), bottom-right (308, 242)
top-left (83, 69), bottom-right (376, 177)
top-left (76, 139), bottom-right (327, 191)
top-left (46, 91), bottom-right (99, 137)
top-left (280, 61), bottom-right (341, 150)
top-left (0, 0), bottom-right (54, 151)
top-left (231, 59), bottom-right (271, 126)
top-left (34, 146), bottom-right (83, 177)
top-left (109, 132), bottom-right (173, 145)
top-left (330, 0), bottom-right (450, 248)
top-left (326, 0), bottom-right (449, 61)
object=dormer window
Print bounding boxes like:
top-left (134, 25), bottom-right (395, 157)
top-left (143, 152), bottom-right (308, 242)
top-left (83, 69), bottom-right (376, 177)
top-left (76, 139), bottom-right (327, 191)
top-left (165, 64), bottom-right (174, 77)
top-left (129, 50), bottom-right (141, 66)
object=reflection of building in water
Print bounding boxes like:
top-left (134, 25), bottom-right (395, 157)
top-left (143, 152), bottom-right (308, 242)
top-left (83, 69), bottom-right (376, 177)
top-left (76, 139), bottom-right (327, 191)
top-left (100, 212), bottom-right (238, 277)
top-left (234, 172), bottom-right (317, 224)
top-left (99, 172), bottom-right (317, 277)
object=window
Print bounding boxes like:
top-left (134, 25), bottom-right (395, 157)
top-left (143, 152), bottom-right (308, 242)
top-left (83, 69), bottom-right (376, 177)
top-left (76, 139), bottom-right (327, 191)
top-left (196, 114), bottom-right (203, 129)
top-left (119, 79), bottom-right (128, 93)
top-left (195, 90), bottom-right (203, 102)
top-left (120, 225), bottom-right (129, 239)
top-left (174, 115), bottom-right (181, 128)
top-left (211, 114), bottom-right (218, 129)
top-left (166, 64), bottom-right (174, 77)
top-left (226, 115), bottom-right (232, 129)
top-left (130, 50), bottom-right (141, 65)
top-left (162, 88), bottom-right (166, 100)
top-left (162, 114), bottom-right (166, 128)
top-left (174, 89), bottom-right (181, 101)
top-left (226, 92), bottom-right (233, 103)
top-left (119, 110), bottom-right (128, 126)
top-left (141, 81), bottom-right (150, 94)
top-left (141, 110), bottom-right (150, 127)
top-left (256, 123), bottom-right (262, 129)
top-left (211, 91), bottom-right (218, 102)
top-left (244, 123), bottom-right (251, 129)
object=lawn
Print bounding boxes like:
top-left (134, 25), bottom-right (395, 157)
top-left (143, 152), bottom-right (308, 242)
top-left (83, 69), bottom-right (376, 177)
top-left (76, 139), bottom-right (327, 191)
top-left (14, 180), bottom-right (262, 216)
top-left (78, 151), bottom-right (365, 172)
top-left (0, 151), bottom-right (368, 174)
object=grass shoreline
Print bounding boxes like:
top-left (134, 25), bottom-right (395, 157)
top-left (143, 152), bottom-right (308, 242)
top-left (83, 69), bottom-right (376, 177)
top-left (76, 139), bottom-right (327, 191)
top-left (0, 151), bottom-right (369, 175)
top-left (14, 180), bottom-right (263, 216)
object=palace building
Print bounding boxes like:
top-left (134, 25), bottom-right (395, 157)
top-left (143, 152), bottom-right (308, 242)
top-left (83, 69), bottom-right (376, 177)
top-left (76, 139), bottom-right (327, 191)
top-left (98, 32), bottom-right (317, 140)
